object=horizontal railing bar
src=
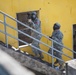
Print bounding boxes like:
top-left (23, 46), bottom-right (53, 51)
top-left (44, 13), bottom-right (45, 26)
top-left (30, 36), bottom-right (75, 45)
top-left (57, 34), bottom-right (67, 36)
top-left (0, 21), bottom-right (73, 59)
top-left (0, 30), bottom-right (65, 63)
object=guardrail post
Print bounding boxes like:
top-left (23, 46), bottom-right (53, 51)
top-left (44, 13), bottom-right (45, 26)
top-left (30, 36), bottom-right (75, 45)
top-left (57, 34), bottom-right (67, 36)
top-left (4, 15), bottom-right (8, 48)
top-left (52, 40), bottom-right (54, 68)
top-left (16, 24), bottom-right (19, 49)
top-left (65, 63), bottom-right (68, 75)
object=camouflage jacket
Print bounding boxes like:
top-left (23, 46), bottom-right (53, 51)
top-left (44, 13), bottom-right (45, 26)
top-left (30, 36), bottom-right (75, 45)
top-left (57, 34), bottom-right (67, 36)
top-left (30, 18), bottom-right (42, 38)
top-left (51, 30), bottom-right (63, 49)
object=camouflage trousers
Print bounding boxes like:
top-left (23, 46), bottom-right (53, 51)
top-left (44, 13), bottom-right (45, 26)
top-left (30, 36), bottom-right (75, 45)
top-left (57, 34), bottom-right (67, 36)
top-left (32, 35), bottom-right (42, 57)
top-left (48, 46), bottom-right (63, 65)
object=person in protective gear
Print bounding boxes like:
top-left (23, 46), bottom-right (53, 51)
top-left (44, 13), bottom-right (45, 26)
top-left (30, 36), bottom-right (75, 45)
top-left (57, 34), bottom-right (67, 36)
top-left (53, 23), bottom-right (60, 30)
top-left (48, 22), bottom-right (64, 70)
top-left (28, 12), bottom-right (44, 59)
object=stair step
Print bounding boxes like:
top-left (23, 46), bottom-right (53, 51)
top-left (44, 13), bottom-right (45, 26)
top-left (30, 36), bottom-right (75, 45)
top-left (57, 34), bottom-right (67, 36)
top-left (0, 44), bottom-right (61, 75)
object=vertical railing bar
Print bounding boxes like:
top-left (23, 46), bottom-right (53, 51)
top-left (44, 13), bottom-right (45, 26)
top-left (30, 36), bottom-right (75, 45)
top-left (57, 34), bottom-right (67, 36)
top-left (65, 63), bottom-right (68, 75)
top-left (4, 15), bottom-right (8, 48)
top-left (52, 40), bottom-right (54, 68)
top-left (16, 21), bottom-right (19, 48)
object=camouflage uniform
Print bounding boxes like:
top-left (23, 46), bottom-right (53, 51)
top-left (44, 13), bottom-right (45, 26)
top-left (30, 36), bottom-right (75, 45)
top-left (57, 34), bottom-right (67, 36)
top-left (48, 29), bottom-right (63, 65)
top-left (30, 18), bottom-right (43, 58)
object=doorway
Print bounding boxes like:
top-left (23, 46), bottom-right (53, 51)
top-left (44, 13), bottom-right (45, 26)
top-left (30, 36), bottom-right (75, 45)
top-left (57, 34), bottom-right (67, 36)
top-left (16, 11), bottom-right (39, 45)
top-left (73, 24), bottom-right (76, 58)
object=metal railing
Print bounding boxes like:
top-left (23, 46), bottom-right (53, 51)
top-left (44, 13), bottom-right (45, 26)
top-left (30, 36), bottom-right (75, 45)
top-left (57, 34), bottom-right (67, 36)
top-left (0, 10), bottom-right (75, 69)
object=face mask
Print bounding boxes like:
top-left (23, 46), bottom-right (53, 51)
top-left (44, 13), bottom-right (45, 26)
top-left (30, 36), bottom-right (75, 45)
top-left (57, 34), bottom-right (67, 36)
top-left (31, 14), bottom-right (36, 20)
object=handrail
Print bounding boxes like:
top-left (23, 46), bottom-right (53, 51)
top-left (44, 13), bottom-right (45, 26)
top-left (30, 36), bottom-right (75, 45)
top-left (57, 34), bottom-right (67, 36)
top-left (0, 20), bottom-right (73, 59)
top-left (0, 10), bottom-right (75, 54)
top-left (0, 10), bottom-right (75, 69)
top-left (0, 30), bottom-right (64, 62)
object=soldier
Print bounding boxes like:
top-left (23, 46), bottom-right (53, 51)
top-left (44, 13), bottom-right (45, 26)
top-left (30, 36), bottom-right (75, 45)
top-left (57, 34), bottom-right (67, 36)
top-left (48, 23), bottom-right (63, 69)
top-left (28, 12), bottom-right (44, 59)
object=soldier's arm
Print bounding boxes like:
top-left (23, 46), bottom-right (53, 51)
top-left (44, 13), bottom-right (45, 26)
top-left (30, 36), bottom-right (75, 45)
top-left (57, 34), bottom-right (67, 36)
top-left (28, 19), bottom-right (35, 28)
top-left (31, 19), bottom-right (40, 29)
top-left (52, 33), bottom-right (63, 42)
top-left (30, 22), bottom-right (35, 28)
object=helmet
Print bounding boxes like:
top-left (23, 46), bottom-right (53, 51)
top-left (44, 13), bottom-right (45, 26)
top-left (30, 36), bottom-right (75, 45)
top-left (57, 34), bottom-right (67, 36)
top-left (53, 23), bottom-right (61, 30)
top-left (31, 12), bottom-right (37, 21)
top-left (31, 12), bottom-right (37, 15)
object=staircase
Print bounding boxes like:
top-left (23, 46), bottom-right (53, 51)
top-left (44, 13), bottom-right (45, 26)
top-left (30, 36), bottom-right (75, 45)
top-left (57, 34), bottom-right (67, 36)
top-left (0, 44), bottom-right (61, 75)
top-left (0, 10), bottom-right (76, 75)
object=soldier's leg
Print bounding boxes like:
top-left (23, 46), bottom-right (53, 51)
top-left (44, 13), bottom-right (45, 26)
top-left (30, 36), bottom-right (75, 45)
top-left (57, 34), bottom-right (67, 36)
top-left (50, 46), bottom-right (58, 65)
top-left (48, 48), bottom-right (58, 65)
top-left (58, 53), bottom-right (63, 64)
top-left (32, 48), bottom-right (39, 57)
top-left (53, 47), bottom-right (59, 64)
top-left (36, 35), bottom-right (44, 59)
top-left (32, 41), bottom-right (39, 57)
top-left (48, 47), bottom-right (56, 55)
top-left (56, 49), bottom-right (64, 70)
top-left (38, 50), bottom-right (44, 59)
top-left (37, 42), bottom-right (44, 59)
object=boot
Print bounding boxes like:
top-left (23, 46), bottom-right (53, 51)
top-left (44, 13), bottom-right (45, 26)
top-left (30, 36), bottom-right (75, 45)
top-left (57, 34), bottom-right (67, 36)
top-left (59, 64), bottom-right (64, 71)
top-left (34, 53), bottom-right (39, 58)
top-left (39, 53), bottom-right (44, 59)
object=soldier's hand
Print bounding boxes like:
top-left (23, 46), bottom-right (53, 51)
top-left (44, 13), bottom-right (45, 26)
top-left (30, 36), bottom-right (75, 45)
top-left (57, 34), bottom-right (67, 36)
top-left (28, 19), bottom-right (32, 23)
